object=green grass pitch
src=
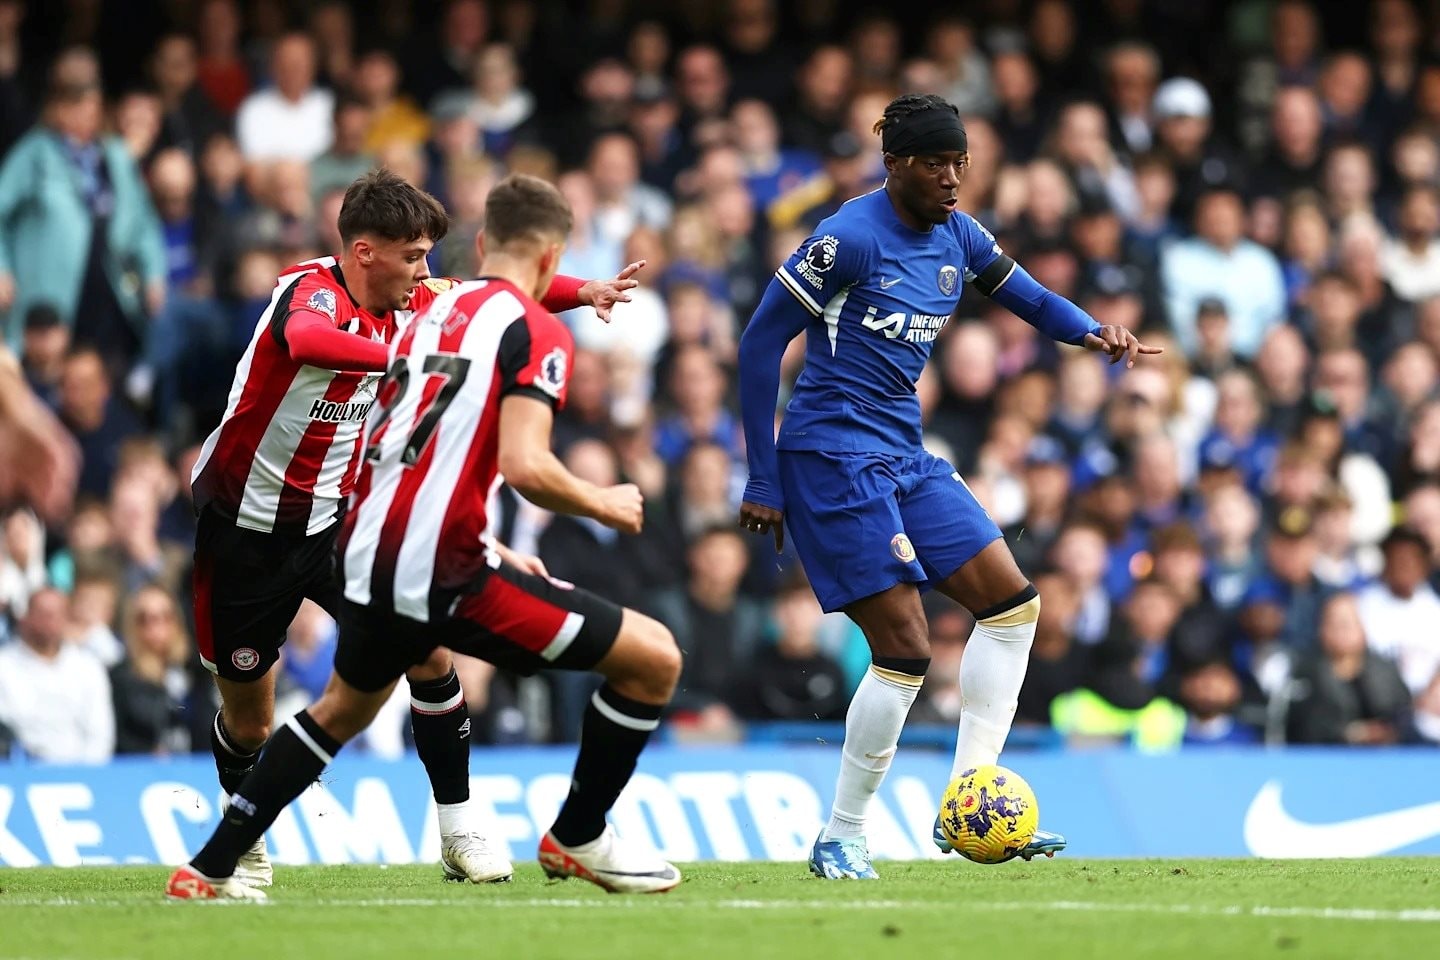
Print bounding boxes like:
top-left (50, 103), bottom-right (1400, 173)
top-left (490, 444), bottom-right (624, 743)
top-left (2, 860), bottom-right (1437, 960)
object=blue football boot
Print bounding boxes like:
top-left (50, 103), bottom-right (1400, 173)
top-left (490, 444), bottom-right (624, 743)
top-left (808, 833), bottom-right (879, 879)
top-left (1017, 829), bottom-right (1068, 860)
top-left (933, 815), bottom-right (1068, 861)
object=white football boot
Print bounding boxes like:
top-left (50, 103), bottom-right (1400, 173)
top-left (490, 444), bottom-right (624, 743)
top-left (538, 825), bottom-right (681, 894)
top-left (441, 832), bottom-right (514, 883)
top-left (220, 798), bottom-right (273, 888)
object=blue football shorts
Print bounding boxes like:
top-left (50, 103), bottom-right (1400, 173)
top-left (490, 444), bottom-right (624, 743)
top-left (776, 448), bottom-right (1003, 613)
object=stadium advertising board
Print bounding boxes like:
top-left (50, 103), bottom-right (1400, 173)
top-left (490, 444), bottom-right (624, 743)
top-left (1, 747), bottom-right (1438, 867)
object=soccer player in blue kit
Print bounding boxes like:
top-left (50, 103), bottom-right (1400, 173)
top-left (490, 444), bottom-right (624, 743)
top-left (738, 94), bottom-right (1160, 879)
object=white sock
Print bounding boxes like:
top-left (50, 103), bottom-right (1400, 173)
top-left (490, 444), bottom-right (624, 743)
top-left (437, 799), bottom-right (472, 837)
top-left (952, 593), bottom-right (1039, 780)
top-left (824, 663), bottom-right (924, 840)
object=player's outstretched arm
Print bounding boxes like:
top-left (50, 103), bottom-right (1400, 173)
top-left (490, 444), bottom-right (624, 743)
top-left (497, 393), bottom-right (644, 534)
top-left (540, 260), bottom-right (647, 321)
top-left (980, 257), bottom-right (1162, 367)
top-left (737, 279), bottom-right (811, 550)
top-left (281, 309), bottom-right (391, 371)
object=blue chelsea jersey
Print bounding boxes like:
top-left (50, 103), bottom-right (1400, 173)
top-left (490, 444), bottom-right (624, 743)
top-left (772, 188), bottom-right (1004, 457)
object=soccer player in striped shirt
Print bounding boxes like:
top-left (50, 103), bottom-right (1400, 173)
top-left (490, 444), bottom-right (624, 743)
top-left (169, 173), bottom-right (682, 901)
top-left (189, 169), bottom-right (645, 887)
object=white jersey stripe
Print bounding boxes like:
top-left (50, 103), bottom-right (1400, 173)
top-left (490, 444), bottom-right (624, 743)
top-left (193, 256), bottom-right (391, 536)
top-left (190, 274), bottom-right (297, 501)
top-left (342, 277), bottom-right (567, 623)
top-left (776, 267), bottom-right (823, 316)
top-left (389, 288), bottom-right (515, 620)
top-left (341, 341), bottom-right (429, 608)
top-left (235, 365), bottom-right (339, 531)
top-left (822, 288), bottom-right (851, 357)
top-left (343, 282), bottom-right (481, 609)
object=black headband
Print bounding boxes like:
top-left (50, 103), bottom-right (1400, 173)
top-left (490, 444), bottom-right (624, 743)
top-left (882, 107), bottom-right (968, 157)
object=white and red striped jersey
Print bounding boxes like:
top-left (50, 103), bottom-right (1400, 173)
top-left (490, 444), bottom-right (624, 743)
top-left (191, 257), bottom-right (459, 536)
top-left (341, 278), bottom-right (573, 622)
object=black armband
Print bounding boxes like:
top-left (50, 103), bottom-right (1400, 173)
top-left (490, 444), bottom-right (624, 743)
top-left (970, 255), bottom-right (1017, 297)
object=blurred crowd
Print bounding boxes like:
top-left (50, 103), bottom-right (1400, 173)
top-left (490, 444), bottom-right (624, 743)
top-left (1, 0), bottom-right (1440, 764)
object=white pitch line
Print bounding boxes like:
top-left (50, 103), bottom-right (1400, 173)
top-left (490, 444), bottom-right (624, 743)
top-left (3, 897), bottom-right (1439, 922)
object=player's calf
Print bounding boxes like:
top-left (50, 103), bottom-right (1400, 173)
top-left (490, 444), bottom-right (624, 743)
top-left (405, 653), bottom-right (471, 811)
top-left (210, 672), bottom-right (277, 792)
top-left (404, 650), bottom-right (511, 882)
top-left (406, 663), bottom-right (471, 813)
top-left (537, 610), bottom-right (682, 892)
top-left (951, 585), bottom-right (1039, 775)
top-left (210, 677), bottom-right (277, 889)
top-left (593, 610), bottom-right (682, 704)
top-left (178, 678), bottom-right (396, 892)
top-left (210, 710), bottom-right (265, 795)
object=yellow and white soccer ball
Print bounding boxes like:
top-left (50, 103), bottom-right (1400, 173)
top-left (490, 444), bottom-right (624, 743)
top-left (938, 765), bottom-right (1039, 864)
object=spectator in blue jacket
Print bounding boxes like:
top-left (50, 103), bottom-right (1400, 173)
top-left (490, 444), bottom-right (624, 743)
top-left (0, 49), bottom-right (165, 366)
top-left (1161, 184), bottom-right (1286, 359)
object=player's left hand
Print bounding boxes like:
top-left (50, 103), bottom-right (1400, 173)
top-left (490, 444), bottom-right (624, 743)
top-left (738, 501), bottom-right (785, 553)
top-left (511, 552), bottom-right (550, 578)
top-left (493, 541), bottom-right (549, 578)
top-left (580, 260), bottom-right (647, 323)
top-left (1082, 325), bottom-right (1163, 368)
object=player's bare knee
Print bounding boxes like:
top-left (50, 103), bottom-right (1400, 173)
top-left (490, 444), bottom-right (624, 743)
top-left (629, 617), bottom-right (680, 700)
top-left (867, 616), bottom-right (930, 660)
top-left (648, 625), bottom-right (682, 693)
top-left (405, 647), bottom-right (453, 682)
top-left (603, 611), bottom-right (681, 702)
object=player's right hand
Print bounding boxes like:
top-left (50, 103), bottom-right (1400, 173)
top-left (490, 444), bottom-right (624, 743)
top-left (1083, 324), bottom-right (1163, 367)
top-left (0, 274), bottom-right (14, 311)
top-left (598, 482), bottom-right (644, 534)
top-left (738, 501), bottom-right (784, 553)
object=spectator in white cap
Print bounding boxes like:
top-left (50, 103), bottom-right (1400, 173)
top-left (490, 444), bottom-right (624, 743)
top-left (1152, 76), bottom-right (1244, 226)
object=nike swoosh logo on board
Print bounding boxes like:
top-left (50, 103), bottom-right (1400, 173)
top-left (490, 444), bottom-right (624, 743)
top-left (1243, 780), bottom-right (1440, 857)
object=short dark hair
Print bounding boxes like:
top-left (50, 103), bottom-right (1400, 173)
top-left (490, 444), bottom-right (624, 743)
top-left (1381, 525), bottom-right (1431, 557)
top-left (337, 168), bottom-right (449, 246)
top-left (23, 304), bottom-right (62, 331)
top-left (333, 91), bottom-right (369, 118)
top-left (1152, 522), bottom-right (1204, 555)
top-left (484, 173), bottom-right (573, 249)
top-left (1403, 182), bottom-right (1440, 206)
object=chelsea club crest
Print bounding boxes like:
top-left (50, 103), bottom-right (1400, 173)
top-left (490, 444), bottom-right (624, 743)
top-left (938, 265), bottom-right (958, 296)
